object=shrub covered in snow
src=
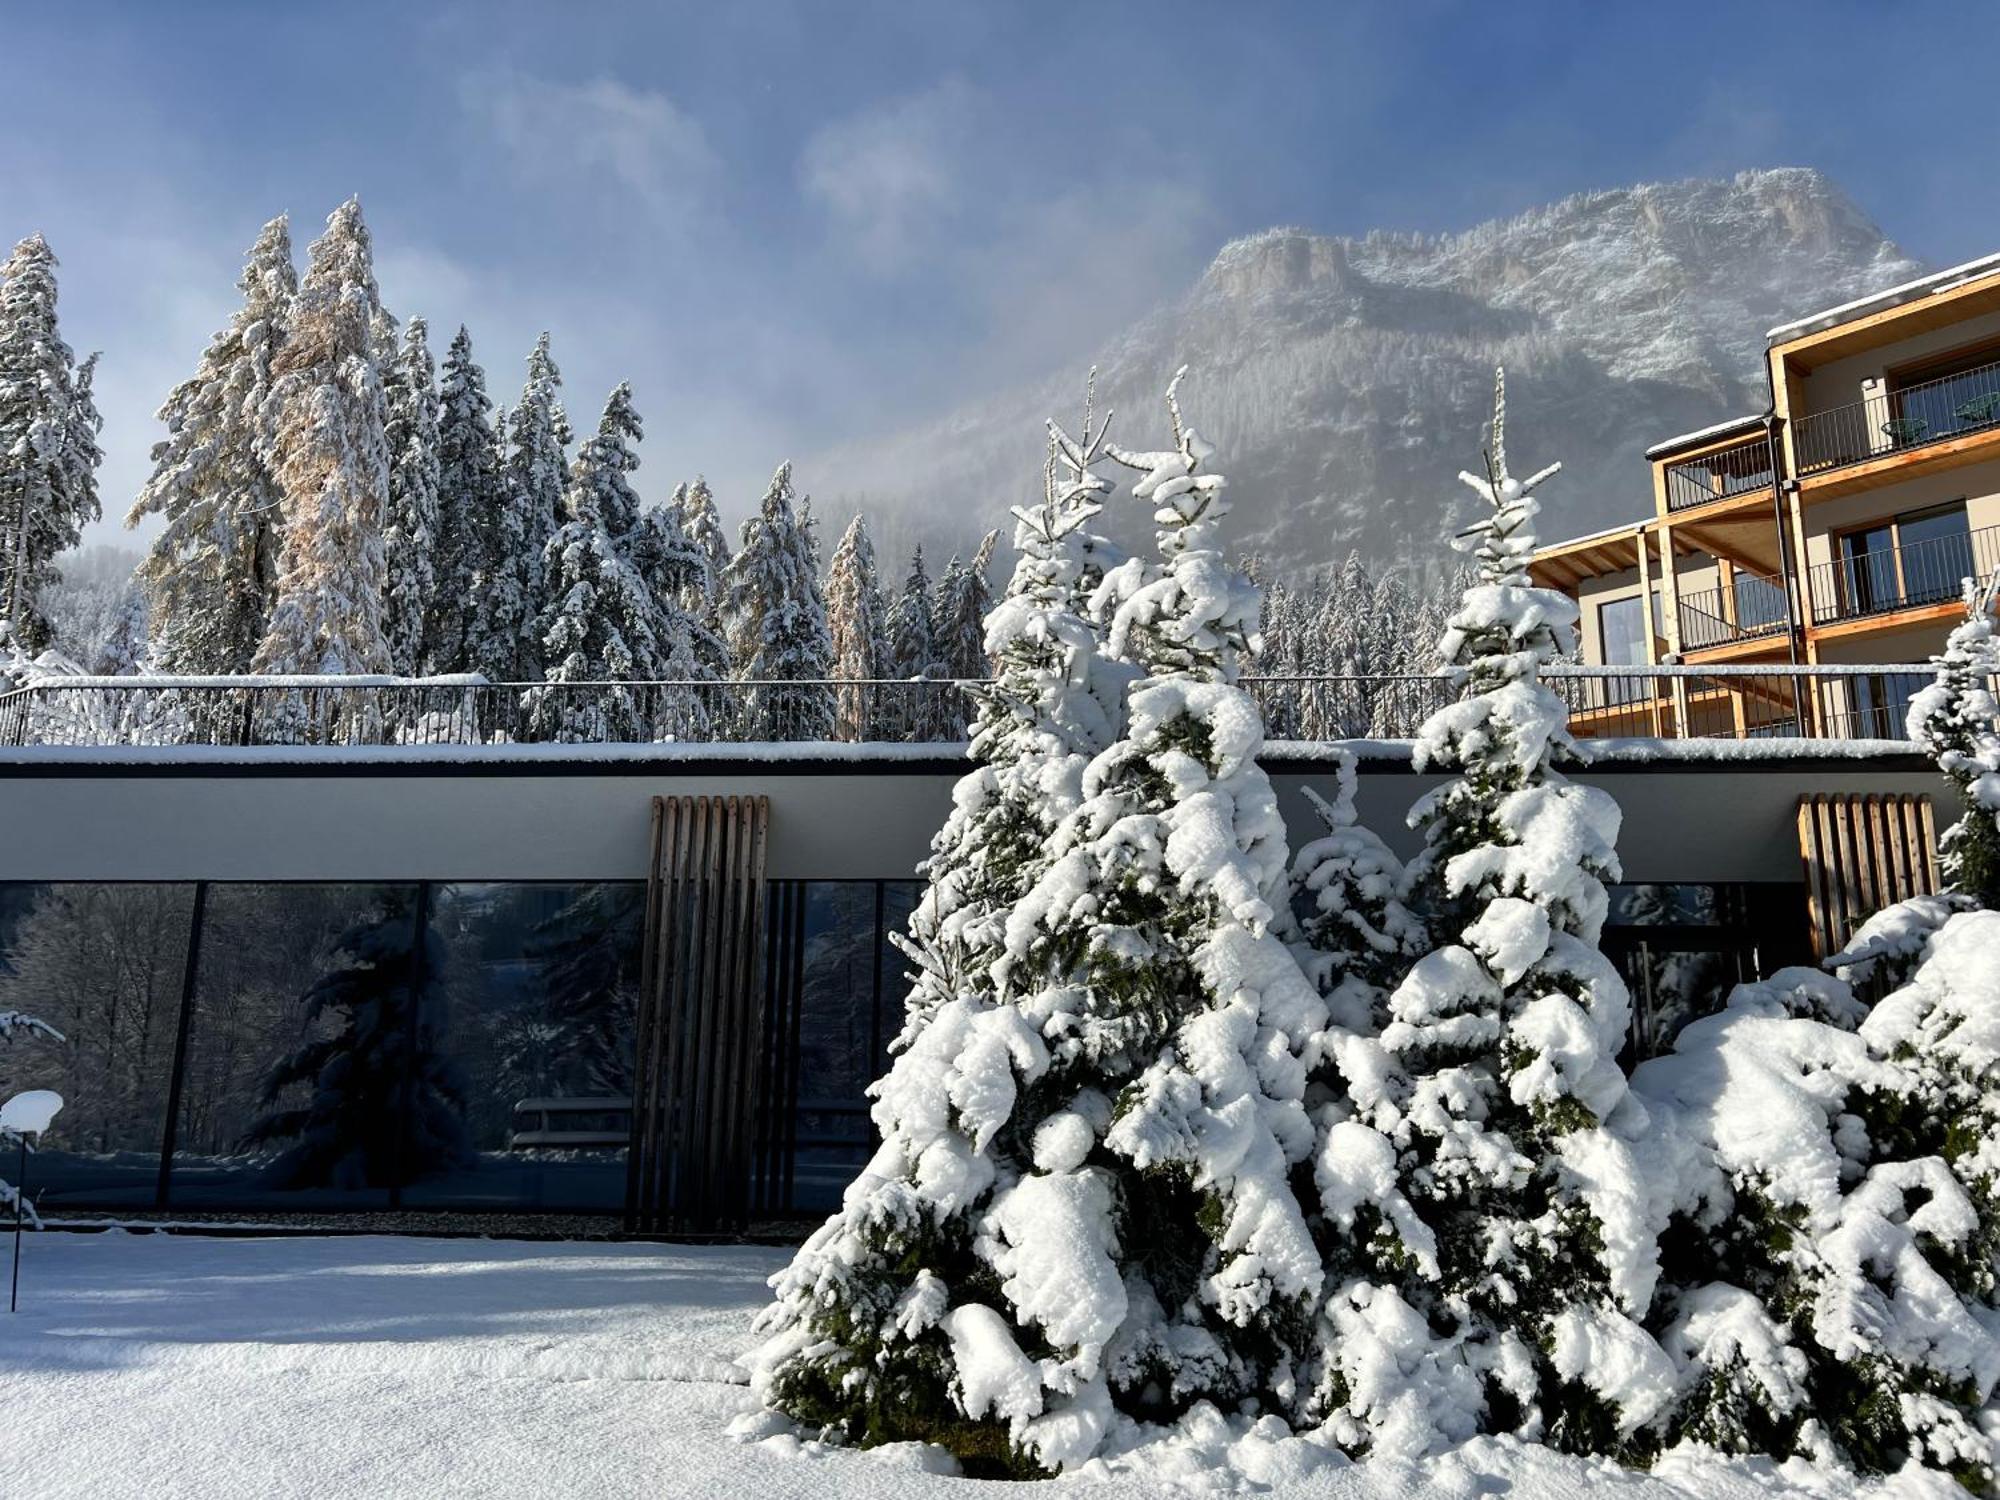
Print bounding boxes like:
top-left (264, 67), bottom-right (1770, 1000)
top-left (0, 1008), bottom-right (63, 1227)
top-left (1635, 914), bottom-right (2000, 1485)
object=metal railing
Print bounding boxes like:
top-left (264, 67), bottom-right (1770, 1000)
top-left (1676, 570), bottom-right (1792, 650)
top-left (0, 667), bottom-right (1948, 749)
top-left (1806, 520), bottom-right (1998, 625)
top-left (1793, 354), bottom-right (2000, 477)
top-left (1663, 439), bottom-right (1776, 513)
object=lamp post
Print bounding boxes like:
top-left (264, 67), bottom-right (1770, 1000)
top-left (2, 1089), bottom-right (64, 1313)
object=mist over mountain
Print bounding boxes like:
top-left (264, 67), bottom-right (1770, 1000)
top-left (808, 169), bottom-right (1922, 577)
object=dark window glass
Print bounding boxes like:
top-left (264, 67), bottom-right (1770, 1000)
top-left (1893, 505), bottom-right (1971, 609)
top-left (0, 883), bottom-right (196, 1210)
top-left (1852, 672), bottom-right (1929, 739)
top-left (404, 882), bottom-right (643, 1211)
top-left (1604, 883), bottom-right (1799, 1063)
top-left (169, 884), bottom-right (420, 1211)
top-left (1838, 522), bottom-right (1898, 615)
top-left (791, 882), bottom-right (886, 1212)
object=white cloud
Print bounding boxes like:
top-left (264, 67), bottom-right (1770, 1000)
top-left (461, 68), bottom-right (716, 215)
top-left (798, 79), bottom-right (977, 272)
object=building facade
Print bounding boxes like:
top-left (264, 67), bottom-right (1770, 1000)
top-left (1532, 252), bottom-right (2000, 741)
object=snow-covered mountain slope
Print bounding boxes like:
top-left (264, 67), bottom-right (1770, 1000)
top-left (808, 169), bottom-right (1921, 575)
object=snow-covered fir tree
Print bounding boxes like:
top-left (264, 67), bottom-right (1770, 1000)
top-left (934, 530), bottom-right (1000, 735)
top-left (722, 462), bottom-right (832, 739)
top-left (246, 889), bottom-right (473, 1189)
top-left (476, 333), bottom-right (567, 682)
top-left (626, 500), bottom-right (724, 693)
top-left (128, 216), bottom-right (296, 674)
top-left (251, 198), bottom-right (393, 680)
top-left (428, 327), bottom-right (501, 674)
top-left (1309, 369), bottom-right (1668, 1458)
top-left (381, 316), bottom-right (442, 675)
top-left (885, 544), bottom-right (950, 738)
top-left (825, 512), bottom-right (889, 740)
top-left (753, 371), bottom-right (1338, 1474)
top-left (0, 1007), bottom-right (63, 1226)
top-left (0, 234), bottom-right (102, 653)
top-left (748, 390), bottom-right (1133, 1473)
top-left (528, 383), bottom-right (672, 742)
top-left (674, 475), bottom-right (731, 667)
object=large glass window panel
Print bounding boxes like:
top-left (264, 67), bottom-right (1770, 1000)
top-left (1892, 505), bottom-right (1971, 609)
top-left (169, 884), bottom-right (420, 1211)
top-left (0, 883), bottom-right (196, 1210)
top-left (1838, 523), bottom-right (1898, 615)
top-left (403, 882), bottom-right (642, 1212)
top-left (1852, 672), bottom-right (1929, 739)
top-left (790, 882), bottom-right (887, 1212)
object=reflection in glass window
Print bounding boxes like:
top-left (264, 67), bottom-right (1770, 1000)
top-left (0, 883), bottom-right (195, 1210)
top-left (1604, 883), bottom-right (1774, 1066)
top-left (171, 884), bottom-right (421, 1210)
top-left (407, 882), bottom-right (643, 1211)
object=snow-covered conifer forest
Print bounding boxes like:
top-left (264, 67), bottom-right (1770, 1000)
top-left (2, 207), bottom-right (1455, 729)
top-left (735, 368), bottom-right (2000, 1489)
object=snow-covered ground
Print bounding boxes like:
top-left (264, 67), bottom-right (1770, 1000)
top-left (0, 1231), bottom-right (1963, 1499)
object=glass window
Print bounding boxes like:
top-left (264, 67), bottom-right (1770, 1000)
top-left (1892, 504), bottom-right (1971, 610)
top-left (1851, 672), bottom-right (1929, 739)
top-left (1598, 595), bottom-right (1656, 666)
top-left (404, 882), bottom-right (643, 1212)
top-left (1838, 522), bottom-right (1898, 616)
top-left (169, 884), bottom-right (420, 1211)
top-left (0, 883), bottom-right (196, 1211)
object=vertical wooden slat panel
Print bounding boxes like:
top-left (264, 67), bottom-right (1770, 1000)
top-left (1796, 792), bottom-right (1941, 960)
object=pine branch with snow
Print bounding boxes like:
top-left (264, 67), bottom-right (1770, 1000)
top-left (470, 333), bottom-right (567, 683)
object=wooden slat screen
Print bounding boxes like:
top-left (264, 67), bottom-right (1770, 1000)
top-left (627, 794), bottom-right (771, 1236)
top-left (1796, 792), bottom-right (1939, 960)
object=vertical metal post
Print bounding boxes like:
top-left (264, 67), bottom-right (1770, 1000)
top-left (154, 881), bottom-right (209, 1209)
top-left (10, 1136), bottom-right (26, 1313)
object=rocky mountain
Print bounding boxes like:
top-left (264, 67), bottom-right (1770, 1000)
top-left (806, 169), bottom-right (1922, 579)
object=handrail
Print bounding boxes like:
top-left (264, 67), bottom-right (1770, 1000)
top-left (1805, 520), bottom-right (2000, 625)
top-left (0, 667), bottom-right (1952, 749)
top-left (1662, 439), bottom-right (1776, 513)
top-left (1794, 353), bottom-right (2000, 476)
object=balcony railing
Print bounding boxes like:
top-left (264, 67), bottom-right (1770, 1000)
top-left (1663, 439), bottom-right (1776, 513)
top-left (1676, 570), bottom-right (1791, 650)
top-left (1794, 354), bottom-right (2000, 477)
top-left (0, 667), bottom-right (1948, 749)
top-left (1806, 520), bottom-right (1999, 625)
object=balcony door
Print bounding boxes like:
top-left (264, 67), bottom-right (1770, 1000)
top-left (1833, 502), bottom-right (1970, 619)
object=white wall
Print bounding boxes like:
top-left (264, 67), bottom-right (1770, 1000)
top-left (0, 751), bottom-right (1941, 889)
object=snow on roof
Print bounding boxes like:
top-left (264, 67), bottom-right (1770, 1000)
top-left (1766, 249), bottom-right (2000, 343)
top-left (1529, 516), bottom-right (1652, 558)
top-left (1643, 415), bottom-right (1764, 460)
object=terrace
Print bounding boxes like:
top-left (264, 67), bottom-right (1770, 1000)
top-left (0, 667), bottom-right (1944, 749)
top-left (1793, 351), bottom-right (2000, 480)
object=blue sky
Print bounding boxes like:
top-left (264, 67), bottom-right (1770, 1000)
top-left (9, 0), bottom-right (2000, 546)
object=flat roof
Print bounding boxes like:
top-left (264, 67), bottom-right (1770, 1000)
top-left (1766, 249), bottom-right (2000, 344)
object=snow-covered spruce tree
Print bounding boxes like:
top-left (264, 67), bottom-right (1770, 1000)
top-left (885, 544), bottom-right (951, 739)
top-left (0, 1007), bottom-right (63, 1226)
top-left (826, 512), bottom-right (889, 740)
top-left (245, 889), bottom-right (473, 1189)
top-left (0, 234), bottom-right (102, 653)
top-left (935, 530), bottom-right (1000, 734)
top-left (673, 475), bottom-right (732, 674)
top-left (747, 392), bottom-right (1136, 1474)
top-left (428, 327), bottom-right (502, 674)
top-left (528, 383), bottom-right (668, 743)
top-left (128, 217), bottom-right (296, 674)
top-left (252, 198), bottom-right (393, 682)
top-left (470, 333), bottom-right (566, 683)
top-left (722, 462), bottom-right (833, 739)
top-left (1308, 369), bottom-right (1669, 1459)
top-left (382, 316), bottom-right (442, 676)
